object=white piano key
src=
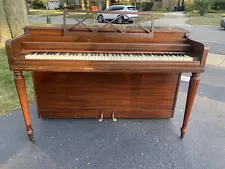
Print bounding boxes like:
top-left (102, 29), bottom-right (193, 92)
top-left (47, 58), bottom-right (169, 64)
top-left (24, 52), bottom-right (194, 62)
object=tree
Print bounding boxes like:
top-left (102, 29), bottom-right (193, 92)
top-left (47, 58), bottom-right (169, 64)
top-left (0, 0), bottom-right (11, 44)
top-left (194, 0), bottom-right (211, 16)
top-left (25, 0), bottom-right (30, 14)
top-left (177, 0), bottom-right (185, 11)
top-left (0, 0), bottom-right (29, 44)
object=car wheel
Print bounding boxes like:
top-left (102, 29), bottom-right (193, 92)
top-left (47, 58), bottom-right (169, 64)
top-left (128, 20), bottom-right (134, 23)
top-left (117, 15), bottom-right (124, 24)
top-left (97, 15), bottom-right (104, 23)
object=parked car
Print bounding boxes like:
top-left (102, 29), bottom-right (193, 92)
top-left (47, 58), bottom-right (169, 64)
top-left (97, 5), bottom-right (138, 24)
top-left (220, 14), bottom-right (225, 29)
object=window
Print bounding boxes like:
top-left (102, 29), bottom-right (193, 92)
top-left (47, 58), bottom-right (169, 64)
top-left (127, 7), bottom-right (136, 11)
top-left (112, 6), bottom-right (124, 10)
top-left (106, 7), bottom-right (113, 11)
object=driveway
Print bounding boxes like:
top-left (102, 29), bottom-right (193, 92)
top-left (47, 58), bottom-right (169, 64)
top-left (0, 12), bottom-right (224, 169)
top-left (180, 26), bottom-right (225, 55)
top-left (0, 64), bottom-right (225, 169)
top-left (29, 13), bottom-right (225, 55)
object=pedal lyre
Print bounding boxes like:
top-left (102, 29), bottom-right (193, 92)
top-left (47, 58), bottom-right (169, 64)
top-left (99, 112), bottom-right (104, 122)
top-left (112, 112), bottom-right (117, 122)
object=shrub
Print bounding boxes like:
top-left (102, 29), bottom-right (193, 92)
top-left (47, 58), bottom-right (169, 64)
top-left (184, 0), bottom-right (195, 13)
top-left (141, 2), bottom-right (154, 11)
top-left (116, 1), bottom-right (131, 5)
top-left (193, 0), bottom-right (212, 16)
top-left (212, 0), bottom-right (225, 10)
top-left (32, 0), bottom-right (45, 9)
top-left (131, 2), bottom-right (142, 10)
top-left (66, 5), bottom-right (81, 10)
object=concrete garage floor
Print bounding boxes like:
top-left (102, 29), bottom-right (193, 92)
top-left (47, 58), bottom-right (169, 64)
top-left (0, 65), bottom-right (225, 169)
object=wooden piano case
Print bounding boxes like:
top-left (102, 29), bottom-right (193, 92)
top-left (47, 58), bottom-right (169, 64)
top-left (32, 72), bottom-right (181, 119)
top-left (5, 10), bottom-right (208, 141)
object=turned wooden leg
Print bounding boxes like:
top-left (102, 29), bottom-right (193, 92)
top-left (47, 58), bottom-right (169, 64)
top-left (181, 73), bottom-right (200, 139)
top-left (14, 71), bottom-right (34, 142)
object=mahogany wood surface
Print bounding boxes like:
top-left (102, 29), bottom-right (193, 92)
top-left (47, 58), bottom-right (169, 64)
top-left (33, 72), bottom-right (180, 118)
top-left (13, 71), bottom-right (34, 142)
top-left (6, 26), bottom-right (207, 73)
top-left (22, 42), bottom-right (191, 52)
top-left (5, 25), bottom-right (209, 141)
top-left (181, 73), bottom-right (200, 138)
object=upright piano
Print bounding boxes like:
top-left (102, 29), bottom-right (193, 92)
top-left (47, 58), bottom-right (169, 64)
top-left (5, 10), bottom-right (208, 141)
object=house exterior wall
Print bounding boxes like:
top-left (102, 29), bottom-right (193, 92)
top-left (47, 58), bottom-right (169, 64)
top-left (162, 0), bottom-right (177, 10)
top-left (139, 0), bottom-right (178, 10)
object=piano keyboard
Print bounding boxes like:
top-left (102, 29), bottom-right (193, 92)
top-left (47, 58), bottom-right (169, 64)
top-left (25, 52), bottom-right (194, 61)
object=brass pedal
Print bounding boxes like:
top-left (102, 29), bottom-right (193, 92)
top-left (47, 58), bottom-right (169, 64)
top-left (112, 112), bottom-right (117, 122)
top-left (98, 112), bottom-right (104, 122)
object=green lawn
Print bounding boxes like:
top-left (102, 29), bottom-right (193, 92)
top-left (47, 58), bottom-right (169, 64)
top-left (0, 47), bottom-right (34, 115)
top-left (186, 13), bottom-right (223, 26)
top-left (29, 9), bottom-right (63, 15)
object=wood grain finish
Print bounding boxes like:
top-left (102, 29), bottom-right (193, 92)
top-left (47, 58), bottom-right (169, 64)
top-left (22, 42), bottom-right (191, 52)
top-left (33, 72), bottom-right (180, 118)
top-left (181, 73), bottom-right (200, 138)
top-left (5, 34), bottom-right (29, 64)
top-left (5, 26), bottom-right (206, 73)
top-left (5, 25), bottom-right (209, 141)
top-left (187, 38), bottom-right (209, 67)
top-left (14, 71), bottom-right (34, 142)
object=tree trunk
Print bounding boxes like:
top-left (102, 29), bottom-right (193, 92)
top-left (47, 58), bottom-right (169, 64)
top-left (25, 0), bottom-right (30, 14)
top-left (3, 0), bottom-right (29, 38)
top-left (0, 0), bottom-right (11, 44)
top-left (181, 0), bottom-right (184, 11)
top-left (177, 0), bottom-right (180, 6)
top-left (97, 0), bottom-right (102, 11)
top-left (106, 0), bottom-right (110, 8)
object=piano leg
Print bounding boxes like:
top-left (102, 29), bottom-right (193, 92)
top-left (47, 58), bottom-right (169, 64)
top-left (14, 71), bottom-right (34, 142)
top-left (181, 73), bottom-right (200, 139)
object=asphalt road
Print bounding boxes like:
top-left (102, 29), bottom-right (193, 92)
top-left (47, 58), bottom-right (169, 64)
top-left (29, 14), bottom-right (225, 54)
top-left (0, 65), bottom-right (225, 169)
top-left (0, 15), bottom-right (224, 169)
top-left (178, 26), bottom-right (225, 55)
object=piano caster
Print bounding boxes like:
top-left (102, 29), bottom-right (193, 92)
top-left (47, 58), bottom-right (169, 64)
top-left (112, 112), bottom-right (117, 122)
top-left (27, 125), bottom-right (34, 142)
top-left (180, 73), bottom-right (200, 140)
top-left (98, 112), bottom-right (104, 122)
top-left (180, 127), bottom-right (187, 139)
top-left (28, 134), bottom-right (35, 142)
